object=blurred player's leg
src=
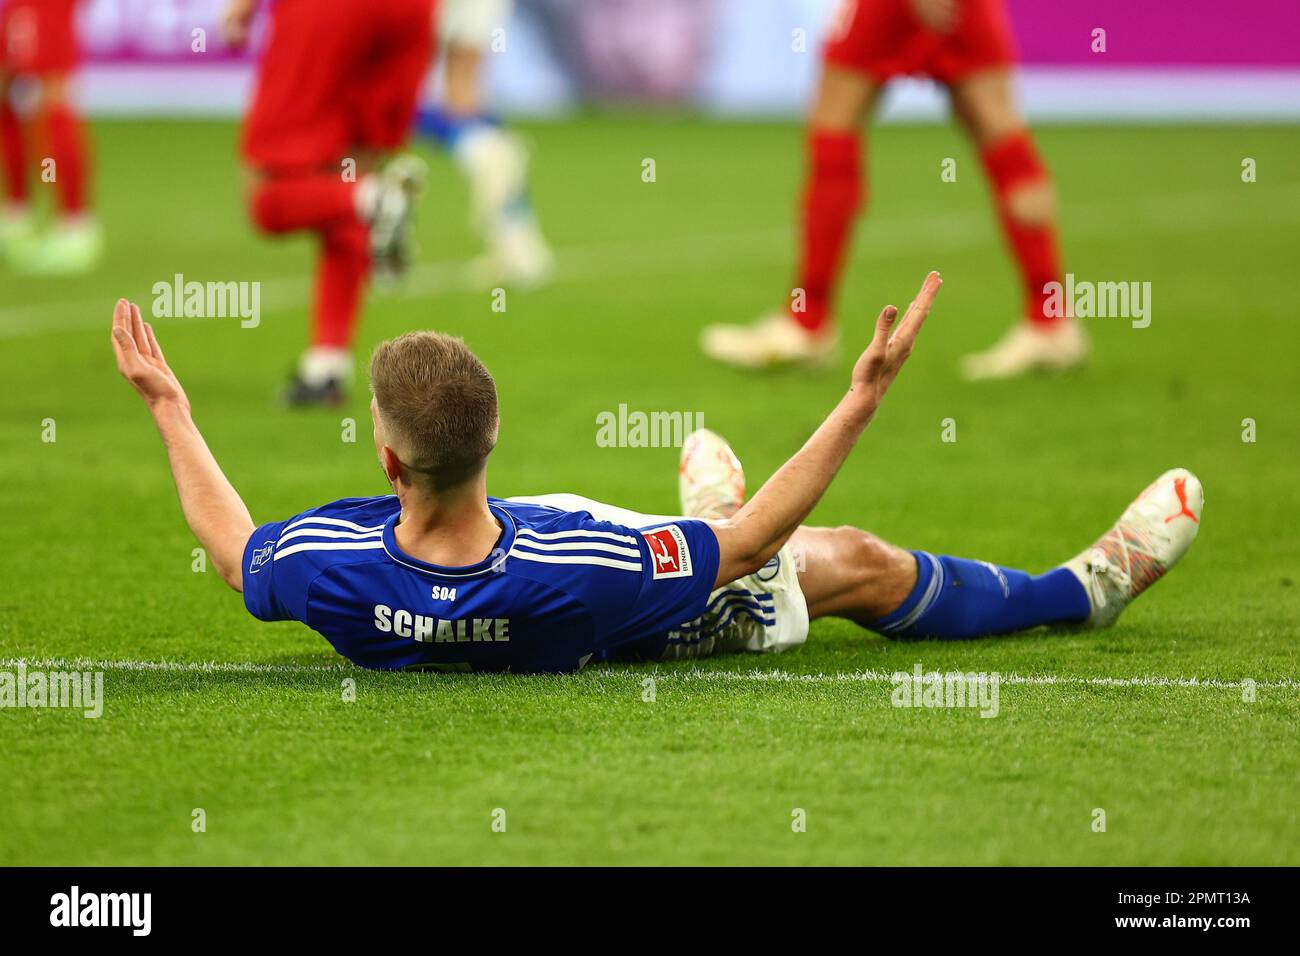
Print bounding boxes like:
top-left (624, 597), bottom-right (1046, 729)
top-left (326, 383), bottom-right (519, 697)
top-left (237, 0), bottom-right (434, 405)
top-left (701, 0), bottom-right (908, 369)
top-left (0, 71), bottom-right (33, 252)
top-left (248, 171), bottom-right (371, 405)
top-left (1, 0), bottom-right (101, 273)
top-left (950, 68), bottom-right (1086, 380)
top-left (700, 67), bottom-right (877, 368)
top-left (415, 0), bottom-right (553, 287)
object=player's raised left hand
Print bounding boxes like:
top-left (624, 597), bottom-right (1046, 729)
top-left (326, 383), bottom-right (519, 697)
top-left (110, 299), bottom-right (189, 410)
top-left (849, 271), bottom-right (942, 412)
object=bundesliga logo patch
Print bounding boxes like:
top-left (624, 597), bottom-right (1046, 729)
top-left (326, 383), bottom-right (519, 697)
top-left (642, 525), bottom-right (693, 580)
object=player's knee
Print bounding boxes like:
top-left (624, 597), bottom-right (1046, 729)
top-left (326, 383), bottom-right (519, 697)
top-left (833, 525), bottom-right (896, 575)
top-left (1006, 179), bottom-right (1056, 226)
top-left (247, 184), bottom-right (279, 235)
top-left (809, 68), bottom-right (874, 131)
top-left (833, 525), bottom-right (915, 616)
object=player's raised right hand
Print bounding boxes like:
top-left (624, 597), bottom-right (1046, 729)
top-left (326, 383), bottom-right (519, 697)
top-left (849, 271), bottom-right (941, 413)
top-left (110, 299), bottom-right (189, 411)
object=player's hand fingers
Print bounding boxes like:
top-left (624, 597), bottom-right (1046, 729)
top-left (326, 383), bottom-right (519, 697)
top-left (110, 326), bottom-right (133, 368)
top-left (892, 271), bottom-right (941, 345)
top-left (143, 321), bottom-right (165, 362)
top-left (869, 304), bottom-right (898, 350)
top-left (112, 298), bottom-right (131, 337)
top-left (111, 299), bottom-right (138, 365)
top-left (129, 301), bottom-right (150, 354)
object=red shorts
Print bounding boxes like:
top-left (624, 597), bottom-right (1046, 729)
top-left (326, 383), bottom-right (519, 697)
top-left (0, 0), bottom-right (80, 75)
top-left (241, 0), bottom-right (437, 172)
top-left (824, 0), bottom-right (1016, 86)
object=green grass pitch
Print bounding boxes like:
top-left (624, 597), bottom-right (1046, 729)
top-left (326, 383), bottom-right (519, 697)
top-left (1, 117), bottom-right (1297, 865)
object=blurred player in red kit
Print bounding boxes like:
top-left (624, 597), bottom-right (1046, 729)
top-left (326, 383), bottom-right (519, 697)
top-left (0, 0), bottom-right (101, 273)
top-left (223, 0), bottom-right (438, 406)
top-left (702, 0), bottom-right (1085, 380)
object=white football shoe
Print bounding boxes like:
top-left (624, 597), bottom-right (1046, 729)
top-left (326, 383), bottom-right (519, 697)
top-left (9, 217), bottom-right (103, 275)
top-left (700, 312), bottom-right (839, 370)
top-left (365, 154), bottom-right (428, 285)
top-left (0, 204), bottom-right (35, 256)
top-left (1060, 468), bottom-right (1203, 629)
top-left (960, 318), bottom-right (1087, 381)
top-left (679, 428), bottom-right (745, 520)
top-left (469, 211), bottom-right (554, 289)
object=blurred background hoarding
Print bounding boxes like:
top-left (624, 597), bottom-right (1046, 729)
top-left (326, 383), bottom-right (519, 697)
top-left (66, 0), bottom-right (1300, 121)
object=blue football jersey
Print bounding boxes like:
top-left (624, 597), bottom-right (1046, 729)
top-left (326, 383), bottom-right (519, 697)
top-left (241, 495), bottom-right (721, 673)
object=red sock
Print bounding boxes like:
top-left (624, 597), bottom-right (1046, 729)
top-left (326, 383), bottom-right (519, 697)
top-left (312, 219), bottom-right (371, 348)
top-left (248, 174), bottom-right (369, 348)
top-left (249, 174), bottom-right (358, 234)
top-left (790, 129), bottom-right (864, 334)
top-left (1, 100), bottom-right (26, 206)
top-left (980, 131), bottom-right (1063, 326)
top-left (44, 103), bottom-right (89, 215)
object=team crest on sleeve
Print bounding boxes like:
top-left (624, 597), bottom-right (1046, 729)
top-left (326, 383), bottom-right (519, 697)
top-left (248, 541), bottom-right (275, 573)
top-left (642, 525), bottom-right (693, 580)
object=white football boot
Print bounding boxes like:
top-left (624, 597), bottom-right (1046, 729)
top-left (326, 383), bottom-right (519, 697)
top-left (10, 217), bottom-right (103, 275)
top-left (960, 318), bottom-right (1087, 381)
top-left (700, 312), bottom-right (839, 370)
top-left (468, 210), bottom-right (554, 289)
top-left (0, 204), bottom-right (35, 259)
top-left (679, 428), bottom-right (745, 520)
top-left (365, 154), bottom-right (428, 285)
top-left (1060, 468), bottom-right (1203, 628)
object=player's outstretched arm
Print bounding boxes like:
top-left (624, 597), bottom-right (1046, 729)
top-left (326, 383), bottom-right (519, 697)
top-left (709, 272), bottom-right (942, 588)
top-left (110, 299), bottom-right (255, 592)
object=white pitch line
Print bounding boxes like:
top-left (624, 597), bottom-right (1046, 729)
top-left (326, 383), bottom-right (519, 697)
top-left (2, 657), bottom-right (1295, 690)
top-left (3, 183), bottom-right (1297, 340)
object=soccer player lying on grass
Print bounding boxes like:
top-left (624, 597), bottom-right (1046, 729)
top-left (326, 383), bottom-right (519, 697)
top-left (110, 274), bottom-right (1202, 673)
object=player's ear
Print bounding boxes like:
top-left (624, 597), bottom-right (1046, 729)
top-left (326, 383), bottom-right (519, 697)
top-left (380, 445), bottom-right (403, 484)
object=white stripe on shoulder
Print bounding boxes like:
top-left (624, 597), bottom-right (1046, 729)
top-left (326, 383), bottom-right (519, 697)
top-left (511, 538), bottom-right (641, 558)
top-left (278, 527), bottom-right (384, 545)
top-left (274, 540), bottom-right (387, 562)
top-left (508, 549), bottom-right (641, 572)
top-left (283, 515), bottom-right (386, 535)
top-left (515, 527), bottom-right (639, 545)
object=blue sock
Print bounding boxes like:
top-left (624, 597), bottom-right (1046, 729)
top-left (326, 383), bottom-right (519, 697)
top-left (869, 551), bottom-right (1090, 640)
top-left (413, 105), bottom-right (499, 152)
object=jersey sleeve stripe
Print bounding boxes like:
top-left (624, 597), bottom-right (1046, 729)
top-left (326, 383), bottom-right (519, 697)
top-left (283, 516), bottom-right (387, 535)
top-left (507, 549), bottom-right (642, 572)
top-left (278, 527), bottom-right (385, 545)
top-left (514, 527), bottom-right (639, 545)
top-left (511, 538), bottom-right (641, 558)
top-left (273, 540), bottom-right (387, 562)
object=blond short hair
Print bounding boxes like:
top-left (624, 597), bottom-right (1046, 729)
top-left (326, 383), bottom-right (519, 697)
top-left (369, 331), bottom-right (498, 491)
